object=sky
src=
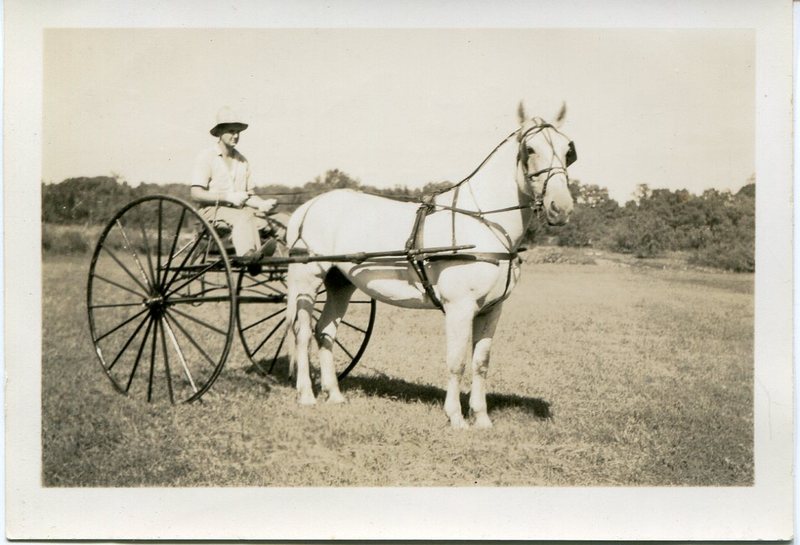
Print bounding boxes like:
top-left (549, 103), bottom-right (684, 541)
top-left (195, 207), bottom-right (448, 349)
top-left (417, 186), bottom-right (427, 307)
top-left (43, 28), bottom-right (754, 203)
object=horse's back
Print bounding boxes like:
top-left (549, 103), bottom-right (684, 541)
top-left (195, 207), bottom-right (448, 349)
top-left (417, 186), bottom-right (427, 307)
top-left (288, 188), bottom-right (514, 256)
top-left (287, 189), bottom-right (419, 255)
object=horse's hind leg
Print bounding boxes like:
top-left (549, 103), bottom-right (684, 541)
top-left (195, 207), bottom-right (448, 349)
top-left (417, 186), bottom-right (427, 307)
top-left (315, 268), bottom-right (357, 404)
top-left (469, 303), bottom-right (503, 429)
top-left (287, 263), bottom-right (324, 405)
top-left (442, 298), bottom-right (478, 429)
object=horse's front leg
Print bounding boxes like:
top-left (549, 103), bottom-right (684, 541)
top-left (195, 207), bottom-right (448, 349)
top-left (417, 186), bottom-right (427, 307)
top-left (442, 299), bottom-right (478, 429)
top-left (469, 302), bottom-right (503, 429)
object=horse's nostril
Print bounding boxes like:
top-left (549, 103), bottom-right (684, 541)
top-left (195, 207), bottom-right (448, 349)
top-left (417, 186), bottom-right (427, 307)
top-left (550, 201), bottom-right (561, 213)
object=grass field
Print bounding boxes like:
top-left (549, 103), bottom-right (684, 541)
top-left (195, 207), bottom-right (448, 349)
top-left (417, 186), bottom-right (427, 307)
top-left (42, 251), bottom-right (753, 486)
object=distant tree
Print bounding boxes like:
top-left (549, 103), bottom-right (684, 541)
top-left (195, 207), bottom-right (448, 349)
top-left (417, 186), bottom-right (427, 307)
top-left (737, 180), bottom-right (755, 199)
top-left (689, 182), bottom-right (754, 271)
top-left (418, 180), bottom-right (454, 195)
top-left (304, 169), bottom-right (362, 193)
top-left (633, 183), bottom-right (652, 203)
top-left (610, 209), bottom-right (672, 257)
top-left (42, 176), bottom-right (134, 225)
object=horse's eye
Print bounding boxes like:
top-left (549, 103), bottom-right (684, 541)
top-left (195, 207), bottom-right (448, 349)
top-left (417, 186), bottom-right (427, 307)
top-left (526, 146), bottom-right (535, 155)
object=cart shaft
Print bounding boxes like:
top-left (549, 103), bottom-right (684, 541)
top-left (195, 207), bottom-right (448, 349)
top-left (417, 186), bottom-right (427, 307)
top-left (259, 244), bottom-right (476, 265)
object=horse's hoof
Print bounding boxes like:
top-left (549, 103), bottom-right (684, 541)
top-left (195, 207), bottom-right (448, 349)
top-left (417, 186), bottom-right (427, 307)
top-left (449, 415), bottom-right (469, 430)
top-left (326, 391), bottom-right (347, 404)
top-left (473, 414), bottom-right (493, 429)
top-left (297, 392), bottom-right (317, 406)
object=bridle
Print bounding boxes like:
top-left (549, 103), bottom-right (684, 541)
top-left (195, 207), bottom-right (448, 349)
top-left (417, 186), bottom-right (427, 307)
top-left (516, 122), bottom-right (574, 212)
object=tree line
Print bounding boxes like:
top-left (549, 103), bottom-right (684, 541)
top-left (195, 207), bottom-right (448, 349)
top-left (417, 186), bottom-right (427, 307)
top-left (42, 170), bottom-right (754, 271)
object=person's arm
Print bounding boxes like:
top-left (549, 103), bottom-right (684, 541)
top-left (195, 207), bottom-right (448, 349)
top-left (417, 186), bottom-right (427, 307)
top-left (244, 194), bottom-right (277, 214)
top-left (190, 185), bottom-right (249, 207)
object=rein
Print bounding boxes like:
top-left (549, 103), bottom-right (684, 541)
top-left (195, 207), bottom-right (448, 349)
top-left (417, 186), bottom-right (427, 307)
top-left (426, 122), bottom-right (570, 218)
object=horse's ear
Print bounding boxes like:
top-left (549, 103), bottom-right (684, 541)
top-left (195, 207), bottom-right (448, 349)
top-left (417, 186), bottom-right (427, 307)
top-left (554, 102), bottom-right (567, 127)
top-left (517, 101), bottom-right (527, 125)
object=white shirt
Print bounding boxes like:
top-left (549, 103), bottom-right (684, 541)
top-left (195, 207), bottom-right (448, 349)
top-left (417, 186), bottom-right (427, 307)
top-left (191, 142), bottom-right (252, 195)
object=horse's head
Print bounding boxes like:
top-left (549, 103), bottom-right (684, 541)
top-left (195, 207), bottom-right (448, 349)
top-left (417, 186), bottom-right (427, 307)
top-left (515, 103), bottom-right (576, 226)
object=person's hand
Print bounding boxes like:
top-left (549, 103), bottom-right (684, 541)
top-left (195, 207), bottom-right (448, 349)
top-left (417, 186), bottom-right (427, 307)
top-left (225, 191), bottom-right (249, 208)
top-left (256, 198), bottom-right (277, 214)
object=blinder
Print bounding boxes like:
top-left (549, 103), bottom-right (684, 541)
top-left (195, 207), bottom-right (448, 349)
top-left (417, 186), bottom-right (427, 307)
top-left (566, 141), bottom-right (577, 167)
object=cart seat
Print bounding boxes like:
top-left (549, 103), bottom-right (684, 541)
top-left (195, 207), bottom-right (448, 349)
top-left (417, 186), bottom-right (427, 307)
top-left (199, 217), bottom-right (284, 258)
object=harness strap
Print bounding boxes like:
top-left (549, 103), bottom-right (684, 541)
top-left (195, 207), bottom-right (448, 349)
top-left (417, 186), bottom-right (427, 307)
top-left (450, 185), bottom-right (460, 249)
top-left (478, 254), bottom-right (517, 314)
top-left (405, 201), bottom-right (445, 312)
top-left (425, 251), bottom-right (520, 313)
top-left (433, 202), bottom-right (532, 217)
top-left (404, 199), bottom-right (434, 252)
top-left (411, 258), bottom-right (443, 312)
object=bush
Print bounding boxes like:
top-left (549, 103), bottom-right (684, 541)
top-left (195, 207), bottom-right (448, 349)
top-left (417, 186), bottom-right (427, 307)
top-left (689, 240), bottom-right (754, 272)
top-left (554, 208), bottom-right (597, 247)
top-left (609, 213), bottom-right (672, 258)
top-left (42, 224), bottom-right (94, 254)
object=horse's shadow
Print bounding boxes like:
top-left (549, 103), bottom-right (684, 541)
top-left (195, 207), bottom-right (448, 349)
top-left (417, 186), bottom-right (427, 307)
top-left (342, 372), bottom-right (552, 420)
top-left (245, 358), bottom-right (551, 420)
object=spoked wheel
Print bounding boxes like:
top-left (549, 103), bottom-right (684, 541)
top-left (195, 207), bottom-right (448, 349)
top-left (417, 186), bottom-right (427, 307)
top-left (236, 268), bottom-right (377, 381)
top-left (87, 195), bottom-right (236, 403)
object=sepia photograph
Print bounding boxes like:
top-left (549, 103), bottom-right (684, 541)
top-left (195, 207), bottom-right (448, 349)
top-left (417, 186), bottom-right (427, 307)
top-left (5, 0), bottom-right (794, 541)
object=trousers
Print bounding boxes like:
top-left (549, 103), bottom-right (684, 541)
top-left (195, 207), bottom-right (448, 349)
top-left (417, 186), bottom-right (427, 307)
top-left (199, 205), bottom-right (269, 255)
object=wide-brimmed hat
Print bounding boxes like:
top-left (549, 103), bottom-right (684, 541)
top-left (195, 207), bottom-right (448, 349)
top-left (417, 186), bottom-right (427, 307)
top-left (210, 106), bottom-right (248, 137)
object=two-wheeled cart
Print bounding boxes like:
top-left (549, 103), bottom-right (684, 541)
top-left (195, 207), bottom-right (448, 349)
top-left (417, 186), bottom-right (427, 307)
top-left (86, 195), bottom-right (468, 403)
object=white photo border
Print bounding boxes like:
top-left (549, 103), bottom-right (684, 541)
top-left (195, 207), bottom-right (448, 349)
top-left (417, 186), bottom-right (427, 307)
top-left (5, 0), bottom-right (793, 540)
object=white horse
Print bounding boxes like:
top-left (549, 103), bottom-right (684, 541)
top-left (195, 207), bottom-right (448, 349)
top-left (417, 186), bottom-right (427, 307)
top-left (285, 104), bottom-right (576, 428)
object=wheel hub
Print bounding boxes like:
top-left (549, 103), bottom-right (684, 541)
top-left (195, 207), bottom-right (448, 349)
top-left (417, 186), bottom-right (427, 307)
top-left (143, 293), bottom-right (166, 311)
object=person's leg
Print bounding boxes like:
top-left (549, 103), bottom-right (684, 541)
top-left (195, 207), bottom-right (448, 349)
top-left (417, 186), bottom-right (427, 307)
top-left (204, 207), bottom-right (259, 255)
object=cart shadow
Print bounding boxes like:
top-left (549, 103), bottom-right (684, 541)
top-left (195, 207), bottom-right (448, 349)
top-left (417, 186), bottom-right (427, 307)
top-left (341, 373), bottom-right (552, 420)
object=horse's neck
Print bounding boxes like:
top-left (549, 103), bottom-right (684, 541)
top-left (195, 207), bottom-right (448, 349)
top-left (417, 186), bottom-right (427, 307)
top-left (440, 138), bottom-right (532, 247)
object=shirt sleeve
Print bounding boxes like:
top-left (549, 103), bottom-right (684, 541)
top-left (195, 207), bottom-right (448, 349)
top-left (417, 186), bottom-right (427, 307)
top-left (191, 150), bottom-right (211, 189)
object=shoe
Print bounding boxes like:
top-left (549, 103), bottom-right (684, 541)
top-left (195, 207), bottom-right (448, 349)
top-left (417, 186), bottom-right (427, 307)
top-left (240, 249), bottom-right (261, 264)
top-left (259, 238), bottom-right (277, 257)
top-left (240, 239), bottom-right (277, 264)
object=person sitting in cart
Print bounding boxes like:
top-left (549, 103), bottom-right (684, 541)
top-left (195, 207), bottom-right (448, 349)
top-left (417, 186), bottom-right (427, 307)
top-left (191, 106), bottom-right (277, 262)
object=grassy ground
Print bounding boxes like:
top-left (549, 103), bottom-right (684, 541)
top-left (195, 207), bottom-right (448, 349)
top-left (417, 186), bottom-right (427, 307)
top-left (42, 252), bottom-right (753, 486)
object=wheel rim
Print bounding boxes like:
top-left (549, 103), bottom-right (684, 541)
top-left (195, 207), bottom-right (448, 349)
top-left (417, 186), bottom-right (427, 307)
top-left (236, 271), bottom-right (376, 381)
top-left (87, 195), bottom-right (235, 403)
